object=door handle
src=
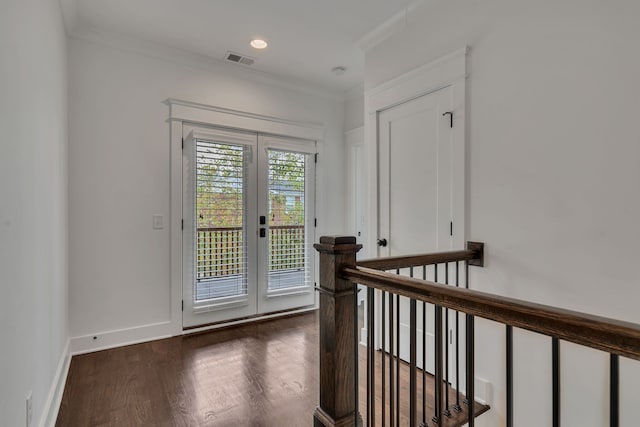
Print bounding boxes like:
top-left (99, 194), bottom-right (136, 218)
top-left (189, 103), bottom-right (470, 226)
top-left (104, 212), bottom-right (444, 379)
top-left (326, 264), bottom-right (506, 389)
top-left (377, 238), bottom-right (387, 247)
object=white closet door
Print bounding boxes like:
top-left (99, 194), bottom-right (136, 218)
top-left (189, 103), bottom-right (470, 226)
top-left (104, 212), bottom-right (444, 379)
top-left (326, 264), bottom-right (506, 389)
top-left (377, 85), bottom-right (456, 374)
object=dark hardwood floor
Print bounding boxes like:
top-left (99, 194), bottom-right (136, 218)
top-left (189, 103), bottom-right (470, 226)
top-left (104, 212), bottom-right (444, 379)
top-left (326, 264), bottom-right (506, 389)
top-left (56, 311), bottom-right (487, 426)
top-left (57, 313), bottom-right (320, 427)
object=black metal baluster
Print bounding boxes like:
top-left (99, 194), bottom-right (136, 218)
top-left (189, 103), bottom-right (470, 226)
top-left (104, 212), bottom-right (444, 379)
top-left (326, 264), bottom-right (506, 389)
top-left (453, 261), bottom-right (462, 413)
top-left (464, 260), bottom-right (475, 426)
top-left (390, 292), bottom-right (395, 426)
top-left (409, 268), bottom-right (417, 426)
top-left (421, 264), bottom-right (428, 427)
top-left (610, 354), bottom-right (619, 427)
top-left (382, 291), bottom-right (386, 426)
top-left (433, 305), bottom-right (444, 424)
top-left (433, 264), bottom-right (441, 424)
top-left (354, 284), bottom-right (360, 427)
top-left (466, 314), bottom-right (475, 427)
top-left (444, 264), bottom-right (451, 418)
top-left (395, 278), bottom-right (400, 427)
top-left (409, 298), bottom-right (418, 426)
top-left (506, 325), bottom-right (513, 427)
top-left (552, 338), bottom-right (560, 427)
top-left (367, 287), bottom-right (375, 427)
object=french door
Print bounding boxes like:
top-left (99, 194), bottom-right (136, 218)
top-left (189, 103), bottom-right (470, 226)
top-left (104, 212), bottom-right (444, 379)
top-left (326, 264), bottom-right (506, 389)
top-left (182, 125), bottom-right (316, 327)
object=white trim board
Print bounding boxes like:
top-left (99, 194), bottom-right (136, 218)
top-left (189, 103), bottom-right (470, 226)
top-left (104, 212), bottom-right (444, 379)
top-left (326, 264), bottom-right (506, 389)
top-left (40, 339), bottom-right (71, 427)
top-left (167, 98), bottom-right (325, 142)
top-left (355, 1), bottom-right (424, 51)
top-left (69, 321), bottom-right (174, 355)
top-left (344, 126), bottom-right (364, 145)
top-left (366, 47), bottom-right (468, 113)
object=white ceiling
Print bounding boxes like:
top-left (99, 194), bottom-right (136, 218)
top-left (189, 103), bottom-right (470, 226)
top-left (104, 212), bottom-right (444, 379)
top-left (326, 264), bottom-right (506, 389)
top-left (64, 0), bottom-right (420, 94)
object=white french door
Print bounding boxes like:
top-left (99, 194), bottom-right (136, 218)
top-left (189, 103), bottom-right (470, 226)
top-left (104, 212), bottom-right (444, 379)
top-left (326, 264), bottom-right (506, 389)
top-left (182, 125), bottom-right (316, 328)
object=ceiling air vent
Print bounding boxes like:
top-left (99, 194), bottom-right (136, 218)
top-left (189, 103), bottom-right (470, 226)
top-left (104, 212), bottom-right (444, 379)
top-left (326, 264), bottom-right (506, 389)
top-left (225, 51), bottom-right (255, 66)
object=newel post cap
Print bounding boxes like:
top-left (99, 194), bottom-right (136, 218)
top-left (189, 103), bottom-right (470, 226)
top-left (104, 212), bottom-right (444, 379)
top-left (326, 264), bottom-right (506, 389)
top-left (314, 236), bottom-right (362, 254)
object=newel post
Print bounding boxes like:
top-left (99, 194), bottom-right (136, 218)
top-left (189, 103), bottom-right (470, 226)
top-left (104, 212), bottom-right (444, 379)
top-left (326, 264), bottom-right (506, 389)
top-left (313, 236), bottom-right (362, 427)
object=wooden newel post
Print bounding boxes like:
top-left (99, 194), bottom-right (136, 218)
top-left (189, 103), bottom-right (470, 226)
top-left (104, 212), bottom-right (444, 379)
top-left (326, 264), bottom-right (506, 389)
top-left (313, 236), bottom-right (362, 427)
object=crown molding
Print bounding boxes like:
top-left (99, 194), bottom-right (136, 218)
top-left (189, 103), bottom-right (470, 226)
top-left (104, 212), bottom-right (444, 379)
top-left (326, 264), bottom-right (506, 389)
top-left (69, 25), bottom-right (347, 102)
top-left (58, 0), bottom-right (78, 35)
top-left (355, 0), bottom-right (424, 52)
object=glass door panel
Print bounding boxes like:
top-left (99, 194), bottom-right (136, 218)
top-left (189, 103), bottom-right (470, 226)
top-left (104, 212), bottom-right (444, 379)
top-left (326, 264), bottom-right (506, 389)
top-left (257, 136), bottom-right (315, 313)
top-left (183, 126), bottom-right (257, 327)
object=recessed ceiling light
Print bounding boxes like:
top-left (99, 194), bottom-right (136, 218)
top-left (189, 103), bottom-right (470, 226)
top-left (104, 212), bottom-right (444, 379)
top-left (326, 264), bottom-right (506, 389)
top-left (250, 39), bottom-right (268, 49)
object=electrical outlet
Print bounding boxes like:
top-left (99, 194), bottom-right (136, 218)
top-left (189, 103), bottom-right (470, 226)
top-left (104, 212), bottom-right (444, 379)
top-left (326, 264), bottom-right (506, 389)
top-left (26, 392), bottom-right (32, 427)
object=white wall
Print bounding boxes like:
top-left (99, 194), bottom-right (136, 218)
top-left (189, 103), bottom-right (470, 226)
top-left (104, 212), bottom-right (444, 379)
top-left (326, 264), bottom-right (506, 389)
top-left (344, 84), bottom-right (365, 132)
top-left (0, 0), bottom-right (69, 426)
top-left (365, 1), bottom-right (640, 425)
top-left (68, 37), bottom-right (346, 348)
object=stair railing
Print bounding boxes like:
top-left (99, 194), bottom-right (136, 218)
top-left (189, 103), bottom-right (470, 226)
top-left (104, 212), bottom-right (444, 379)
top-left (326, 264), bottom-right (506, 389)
top-left (313, 236), bottom-right (640, 427)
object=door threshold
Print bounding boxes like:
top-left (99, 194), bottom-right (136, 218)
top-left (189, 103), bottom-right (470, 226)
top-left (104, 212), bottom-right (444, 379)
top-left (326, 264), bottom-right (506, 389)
top-left (182, 305), bottom-right (317, 334)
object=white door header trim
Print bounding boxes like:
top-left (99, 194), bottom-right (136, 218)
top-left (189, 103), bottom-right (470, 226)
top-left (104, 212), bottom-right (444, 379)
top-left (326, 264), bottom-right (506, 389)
top-left (167, 98), bottom-right (324, 141)
top-left (366, 46), bottom-right (468, 114)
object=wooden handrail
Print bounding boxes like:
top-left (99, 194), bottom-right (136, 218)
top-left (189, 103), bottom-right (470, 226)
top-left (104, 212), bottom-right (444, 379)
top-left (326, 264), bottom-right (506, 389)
top-left (357, 249), bottom-right (477, 270)
top-left (342, 265), bottom-right (640, 361)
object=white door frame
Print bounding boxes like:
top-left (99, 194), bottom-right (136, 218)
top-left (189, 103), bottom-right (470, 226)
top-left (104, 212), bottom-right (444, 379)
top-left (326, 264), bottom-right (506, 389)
top-left (364, 47), bottom-right (469, 381)
top-left (168, 99), bottom-right (324, 334)
top-left (365, 47), bottom-right (468, 255)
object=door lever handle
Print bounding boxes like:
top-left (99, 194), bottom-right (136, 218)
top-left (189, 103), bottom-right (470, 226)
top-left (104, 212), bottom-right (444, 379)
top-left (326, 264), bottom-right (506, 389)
top-left (377, 238), bottom-right (387, 247)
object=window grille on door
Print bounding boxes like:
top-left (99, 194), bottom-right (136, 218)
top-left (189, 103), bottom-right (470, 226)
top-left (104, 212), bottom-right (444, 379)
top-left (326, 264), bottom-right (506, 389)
top-left (195, 139), bottom-right (249, 301)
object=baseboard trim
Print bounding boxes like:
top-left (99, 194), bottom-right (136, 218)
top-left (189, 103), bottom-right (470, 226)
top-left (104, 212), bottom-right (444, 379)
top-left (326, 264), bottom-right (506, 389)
top-left (40, 339), bottom-right (71, 427)
top-left (70, 321), bottom-right (174, 355)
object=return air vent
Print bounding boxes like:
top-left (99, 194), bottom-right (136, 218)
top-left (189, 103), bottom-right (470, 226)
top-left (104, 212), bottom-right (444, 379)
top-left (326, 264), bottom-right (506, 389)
top-left (225, 51), bottom-right (255, 66)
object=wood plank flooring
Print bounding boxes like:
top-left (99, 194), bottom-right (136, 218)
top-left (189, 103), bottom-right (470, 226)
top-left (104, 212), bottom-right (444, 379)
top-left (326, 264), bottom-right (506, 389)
top-left (56, 311), bottom-right (488, 426)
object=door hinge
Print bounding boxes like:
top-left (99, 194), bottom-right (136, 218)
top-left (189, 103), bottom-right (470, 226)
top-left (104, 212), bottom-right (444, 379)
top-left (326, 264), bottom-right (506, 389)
top-left (442, 111), bottom-right (453, 128)
top-left (181, 219), bottom-right (184, 230)
top-left (181, 138), bottom-right (184, 149)
top-left (314, 153), bottom-right (318, 163)
top-left (450, 221), bottom-right (453, 236)
top-left (181, 300), bottom-right (184, 311)
top-left (314, 218), bottom-right (317, 227)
